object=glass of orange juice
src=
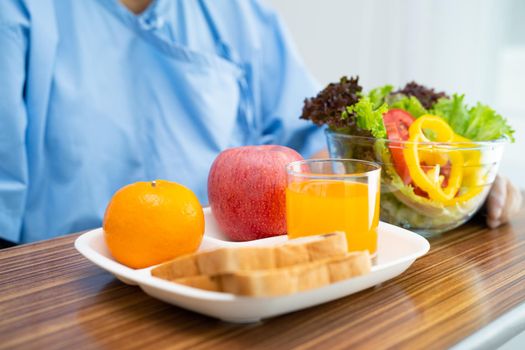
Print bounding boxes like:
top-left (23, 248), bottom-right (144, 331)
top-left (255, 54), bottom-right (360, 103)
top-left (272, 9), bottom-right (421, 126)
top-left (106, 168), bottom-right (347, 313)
top-left (286, 159), bottom-right (381, 256)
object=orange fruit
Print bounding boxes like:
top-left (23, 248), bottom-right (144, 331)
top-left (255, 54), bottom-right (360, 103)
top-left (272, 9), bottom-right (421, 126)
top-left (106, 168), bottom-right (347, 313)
top-left (103, 180), bottom-right (204, 268)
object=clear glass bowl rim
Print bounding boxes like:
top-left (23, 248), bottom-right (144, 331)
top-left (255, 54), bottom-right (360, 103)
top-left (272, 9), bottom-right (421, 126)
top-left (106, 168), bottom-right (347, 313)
top-left (325, 129), bottom-right (508, 151)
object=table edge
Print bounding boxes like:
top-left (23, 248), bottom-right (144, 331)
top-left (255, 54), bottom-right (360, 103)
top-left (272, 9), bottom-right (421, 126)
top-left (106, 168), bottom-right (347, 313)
top-left (451, 301), bottom-right (525, 350)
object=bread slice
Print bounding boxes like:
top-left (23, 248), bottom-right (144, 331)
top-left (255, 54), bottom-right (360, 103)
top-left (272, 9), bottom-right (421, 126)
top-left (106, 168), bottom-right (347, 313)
top-left (151, 232), bottom-right (347, 281)
top-left (150, 254), bottom-right (199, 281)
top-left (326, 251), bottom-right (372, 283)
top-left (172, 251), bottom-right (372, 297)
top-left (220, 252), bottom-right (370, 296)
top-left (196, 246), bottom-right (277, 276)
top-left (174, 275), bottom-right (221, 292)
top-left (220, 269), bottom-right (297, 296)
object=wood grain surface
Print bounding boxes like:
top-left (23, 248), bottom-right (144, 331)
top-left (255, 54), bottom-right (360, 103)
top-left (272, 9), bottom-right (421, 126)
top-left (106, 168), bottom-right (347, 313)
top-left (1, 211), bottom-right (525, 350)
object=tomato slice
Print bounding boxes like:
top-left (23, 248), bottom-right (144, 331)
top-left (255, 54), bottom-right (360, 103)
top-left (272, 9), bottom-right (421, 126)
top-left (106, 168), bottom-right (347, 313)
top-left (383, 109), bottom-right (415, 184)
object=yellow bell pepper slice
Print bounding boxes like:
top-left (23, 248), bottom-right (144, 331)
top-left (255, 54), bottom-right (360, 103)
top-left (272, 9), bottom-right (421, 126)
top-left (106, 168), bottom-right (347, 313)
top-left (444, 132), bottom-right (483, 205)
top-left (452, 133), bottom-right (482, 187)
top-left (403, 115), bottom-right (464, 203)
top-left (444, 186), bottom-right (483, 206)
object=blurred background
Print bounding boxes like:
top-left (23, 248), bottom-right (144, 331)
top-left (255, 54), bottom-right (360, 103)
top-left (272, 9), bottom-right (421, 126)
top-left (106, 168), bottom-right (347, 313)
top-left (269, 0), bottom-right (525, 188)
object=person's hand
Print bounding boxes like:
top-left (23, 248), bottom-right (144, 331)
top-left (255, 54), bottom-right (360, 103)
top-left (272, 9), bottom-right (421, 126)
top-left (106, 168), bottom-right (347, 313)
top-left (486, 175), bottom-right (522, 228)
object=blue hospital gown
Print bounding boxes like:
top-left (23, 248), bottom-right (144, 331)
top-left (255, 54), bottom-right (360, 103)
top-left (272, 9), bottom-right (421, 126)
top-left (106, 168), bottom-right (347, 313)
top-left (0, 0), bottom-right (324, 243)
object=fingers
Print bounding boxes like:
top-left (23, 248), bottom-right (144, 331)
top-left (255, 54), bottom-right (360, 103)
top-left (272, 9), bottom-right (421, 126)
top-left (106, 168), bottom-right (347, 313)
top-left (501, 179), bottom-right (522, 223)
top-left (487, 176), bottom-right (506, 228)
top-left (486, 176), bottom-right (523, 229)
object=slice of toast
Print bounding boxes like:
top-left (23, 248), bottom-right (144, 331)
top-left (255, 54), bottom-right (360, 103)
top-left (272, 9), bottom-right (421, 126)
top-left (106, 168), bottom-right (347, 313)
top-left (172, 251), bottom-right (371, 296)
top-left (173, 275), bottom-right (222, 292)
top-left (151, 232), bottom-right (347, 281)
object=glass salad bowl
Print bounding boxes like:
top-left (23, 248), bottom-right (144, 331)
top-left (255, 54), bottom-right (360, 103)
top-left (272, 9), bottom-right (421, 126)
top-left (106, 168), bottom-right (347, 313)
top-left (326, 129), bottom-right (506, 236)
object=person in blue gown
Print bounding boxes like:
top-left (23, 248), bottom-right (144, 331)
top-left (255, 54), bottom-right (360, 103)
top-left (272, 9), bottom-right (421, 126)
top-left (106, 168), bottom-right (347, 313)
top-left (0, 0), bottom-right (521, 245)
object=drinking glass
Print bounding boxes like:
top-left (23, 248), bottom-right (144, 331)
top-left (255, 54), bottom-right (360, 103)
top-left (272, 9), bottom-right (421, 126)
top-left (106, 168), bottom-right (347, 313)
top-left (286, 159), bottom-right (381, 256)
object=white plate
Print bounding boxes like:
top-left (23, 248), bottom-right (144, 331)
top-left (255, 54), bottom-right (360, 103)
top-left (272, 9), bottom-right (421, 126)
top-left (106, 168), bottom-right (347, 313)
top-left (75, 208), bottom-right (429, 323)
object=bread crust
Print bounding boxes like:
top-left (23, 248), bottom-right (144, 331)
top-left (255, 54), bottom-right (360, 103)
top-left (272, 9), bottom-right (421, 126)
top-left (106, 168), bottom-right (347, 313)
top-left (151, 233), bottom-right (372, 296)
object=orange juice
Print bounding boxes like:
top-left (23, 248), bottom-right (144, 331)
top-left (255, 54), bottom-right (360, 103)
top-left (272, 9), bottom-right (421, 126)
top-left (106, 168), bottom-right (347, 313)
top-left (286, 180), bottom-right (379, 255)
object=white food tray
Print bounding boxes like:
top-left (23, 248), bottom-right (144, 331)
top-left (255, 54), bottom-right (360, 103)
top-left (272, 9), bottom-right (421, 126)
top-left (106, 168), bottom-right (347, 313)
top-left (75, 208), bottom-right (429, 323)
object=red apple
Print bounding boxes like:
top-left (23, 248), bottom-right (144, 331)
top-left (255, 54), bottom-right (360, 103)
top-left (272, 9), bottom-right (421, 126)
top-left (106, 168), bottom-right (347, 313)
top-left (208, 145), bottom-right (303, 241)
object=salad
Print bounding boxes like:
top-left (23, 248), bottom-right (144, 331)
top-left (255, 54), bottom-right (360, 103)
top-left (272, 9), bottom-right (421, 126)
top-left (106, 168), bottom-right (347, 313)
top-left (301, 77), bottom-right (514, 233)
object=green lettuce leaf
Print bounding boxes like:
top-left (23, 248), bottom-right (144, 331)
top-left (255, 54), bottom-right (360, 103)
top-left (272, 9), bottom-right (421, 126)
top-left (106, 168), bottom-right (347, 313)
top-left (431, 94), bottom-right (470, 136)
top-left (389, 96), bottom-right (428, 118)
top-left (431, 94), bottom-right (514, 142)
top-left (345, 97), bottom-right (388, 138)
top-left (465, 103), bottom-right (515, 142)
top-left (368, 85), bottom-right (394, 109)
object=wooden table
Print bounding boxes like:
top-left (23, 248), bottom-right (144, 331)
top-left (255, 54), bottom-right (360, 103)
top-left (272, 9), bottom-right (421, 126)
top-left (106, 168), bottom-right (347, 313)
top-left (1, 212), bottom-right (525, 350)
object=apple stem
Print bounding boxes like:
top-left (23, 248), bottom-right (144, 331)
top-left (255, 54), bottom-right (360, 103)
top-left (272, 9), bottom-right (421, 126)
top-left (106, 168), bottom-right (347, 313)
top-left (151, 180), bottom-right (157, 188)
